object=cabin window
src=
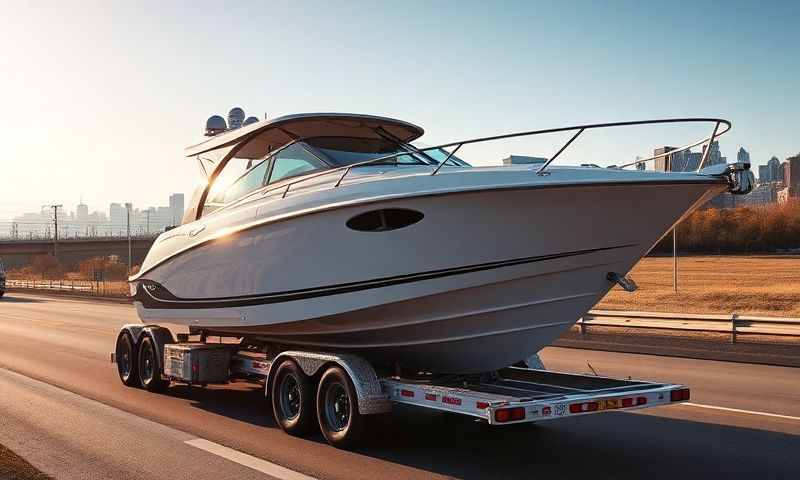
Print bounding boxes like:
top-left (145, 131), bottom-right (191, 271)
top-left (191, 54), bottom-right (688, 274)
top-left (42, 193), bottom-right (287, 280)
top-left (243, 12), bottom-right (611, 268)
top-left (202, 159), bottom-right (269, 215)
top-left (220, 159), bottom-right (270, 204)
top-left (305, 137), bottom-right (427, 167)
top-left (268, 143), bottom-right (326, 184)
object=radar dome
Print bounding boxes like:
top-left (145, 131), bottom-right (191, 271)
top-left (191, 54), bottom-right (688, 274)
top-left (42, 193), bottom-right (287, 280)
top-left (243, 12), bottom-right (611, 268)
top-left (205, 115), bottom-right (227, 136)
top-left (243, 116), bottom-right (259, 126)
top-left (228, 107), bottom-right (245, 130)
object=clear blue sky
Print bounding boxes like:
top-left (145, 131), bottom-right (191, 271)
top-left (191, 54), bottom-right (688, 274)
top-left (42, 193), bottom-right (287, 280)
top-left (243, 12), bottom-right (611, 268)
top-left (1, 0), bottom-right (797, 217)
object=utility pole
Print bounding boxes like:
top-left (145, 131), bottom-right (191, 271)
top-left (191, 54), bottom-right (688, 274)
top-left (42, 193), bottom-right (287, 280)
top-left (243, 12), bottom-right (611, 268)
top-left (672, 226), bottom-right (678, 292)
top-left (45, 204), bottom-right (63, 259)
top-left (126, 203), bottom-right (132, 275)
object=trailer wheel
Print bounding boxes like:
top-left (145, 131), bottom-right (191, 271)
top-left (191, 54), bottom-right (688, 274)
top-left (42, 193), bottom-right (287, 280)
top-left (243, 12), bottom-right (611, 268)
top-left (271, 360), bottom-right (315, 436)
top-left (137, 335), bottom-right (169, 393)
top-left (316, 366), bottom-right (363, 449)
top-left (115, 332), bottom-right (139, 387)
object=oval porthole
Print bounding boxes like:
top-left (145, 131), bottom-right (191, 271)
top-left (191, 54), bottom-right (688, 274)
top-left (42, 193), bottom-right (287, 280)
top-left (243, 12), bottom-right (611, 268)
top-left (346, 208), bottom-right (424, 232)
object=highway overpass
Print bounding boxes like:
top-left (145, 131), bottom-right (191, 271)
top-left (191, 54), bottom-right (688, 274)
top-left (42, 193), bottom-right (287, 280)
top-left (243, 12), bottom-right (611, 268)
top-left (0, 238), bottom-right (155, 267)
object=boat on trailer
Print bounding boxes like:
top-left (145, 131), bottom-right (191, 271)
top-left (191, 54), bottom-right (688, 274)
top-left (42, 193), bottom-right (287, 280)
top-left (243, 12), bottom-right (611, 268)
top-left (129, 114), bottom-right (753, 373)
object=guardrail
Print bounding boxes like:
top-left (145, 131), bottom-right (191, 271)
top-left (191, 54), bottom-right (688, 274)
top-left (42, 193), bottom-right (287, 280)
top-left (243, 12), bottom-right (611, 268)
top-left (5, 279), bottom-right (128, 297)
top-left (578, 310), bottom-right (800, 342)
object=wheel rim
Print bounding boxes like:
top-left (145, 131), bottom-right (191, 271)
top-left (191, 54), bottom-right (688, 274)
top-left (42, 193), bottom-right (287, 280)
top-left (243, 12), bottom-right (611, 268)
top-left (279, 374), bottom-right (301, 420)
top-left (118, 337), bottom-right (132, 380)
top-left (141, 342), bottom-right (154, 384)
top-left (324, 382), bottom-right (350, 432)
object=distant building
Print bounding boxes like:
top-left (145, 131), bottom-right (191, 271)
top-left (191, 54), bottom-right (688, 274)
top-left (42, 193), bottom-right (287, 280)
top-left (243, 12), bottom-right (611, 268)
top-left (737, 147), bottom-right (750, 164)
top-left (653, 146), bottom-right (702, 172)
top-left (758, 164), bottom-right (770, 183)
top-left (109, 203), bottom-right (126, 231)
top-left (784, 155), bottom-right (800, 191)
top-left (701, 141), bottom-right (725, 167)
top-left (501, 155), bottom-right (548, 166)
top-left (653, 146), bottom-right (675, 171)
top-left (76, 202), bottom-right (89, 222)
top-left (741, 182), bottom-right (777, 205)
top-left (169, 193), bottom-right (184, 226)
top-left (768, 156), bottom-right (783, 182)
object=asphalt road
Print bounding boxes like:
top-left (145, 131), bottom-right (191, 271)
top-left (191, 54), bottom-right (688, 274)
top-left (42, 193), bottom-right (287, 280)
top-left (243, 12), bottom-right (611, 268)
top-left (0, 291), bottom-right (798, 479)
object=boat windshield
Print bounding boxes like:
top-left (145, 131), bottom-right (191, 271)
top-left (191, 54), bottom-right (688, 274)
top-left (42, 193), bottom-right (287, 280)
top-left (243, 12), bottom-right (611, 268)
top-left (415, 146), bottom-right (471, 167)
top-left (304, 137), bottom-right (428, 167)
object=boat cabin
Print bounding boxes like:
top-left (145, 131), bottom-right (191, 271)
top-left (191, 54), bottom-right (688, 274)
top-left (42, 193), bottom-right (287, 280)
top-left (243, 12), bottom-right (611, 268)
top-left (182, 113), bottom-right (467, 222)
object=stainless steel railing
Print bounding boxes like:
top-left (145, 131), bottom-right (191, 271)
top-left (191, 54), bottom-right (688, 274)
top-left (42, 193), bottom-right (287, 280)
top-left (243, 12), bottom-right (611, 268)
top-left (263, 118), bottom-right (732, 199)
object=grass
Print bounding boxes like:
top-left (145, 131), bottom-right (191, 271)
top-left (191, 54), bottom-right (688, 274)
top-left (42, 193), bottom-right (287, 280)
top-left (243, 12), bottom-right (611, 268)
top-left (597, 255), bottom-right (800, 317)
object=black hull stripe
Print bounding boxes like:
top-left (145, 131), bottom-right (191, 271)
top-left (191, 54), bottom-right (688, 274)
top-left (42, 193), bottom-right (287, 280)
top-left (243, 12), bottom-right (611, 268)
top-left (135, 243), bottom-right (635, 309)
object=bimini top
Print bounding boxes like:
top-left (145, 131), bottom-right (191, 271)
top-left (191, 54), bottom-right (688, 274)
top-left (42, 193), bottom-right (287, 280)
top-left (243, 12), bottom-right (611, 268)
top-left (185, 113), bottom-right (425, 159)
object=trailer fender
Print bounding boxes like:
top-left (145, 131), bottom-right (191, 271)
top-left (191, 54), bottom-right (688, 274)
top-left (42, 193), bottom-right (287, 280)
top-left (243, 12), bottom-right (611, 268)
top-left (268, 351), bottom-right (391, 415)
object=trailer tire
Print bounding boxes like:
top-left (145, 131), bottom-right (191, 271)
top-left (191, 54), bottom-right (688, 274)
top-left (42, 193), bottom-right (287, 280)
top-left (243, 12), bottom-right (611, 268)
top-left (137, 335), bottom-right (169, 393)
top-left (316, 366), bottom-right (363, 449)
top-left (271, 360), bottom-right (315, 437)
top-left (115, 332), bottom-right (139, 387)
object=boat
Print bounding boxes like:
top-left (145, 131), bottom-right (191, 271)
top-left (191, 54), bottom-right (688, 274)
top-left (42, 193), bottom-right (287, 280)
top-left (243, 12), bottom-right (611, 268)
top-left (129, 113), bottom-right (753, 373)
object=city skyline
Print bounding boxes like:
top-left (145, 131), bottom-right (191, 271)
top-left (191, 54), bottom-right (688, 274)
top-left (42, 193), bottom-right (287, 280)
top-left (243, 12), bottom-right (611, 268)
top-left (1, 193), bottom-right (184, 239)
top-left (1, 1), bottom-right (798, 219)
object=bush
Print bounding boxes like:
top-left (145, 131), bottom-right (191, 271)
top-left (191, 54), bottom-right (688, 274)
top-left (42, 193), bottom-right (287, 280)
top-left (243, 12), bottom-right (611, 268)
top-left (654, 199), bottom-right (800, 253)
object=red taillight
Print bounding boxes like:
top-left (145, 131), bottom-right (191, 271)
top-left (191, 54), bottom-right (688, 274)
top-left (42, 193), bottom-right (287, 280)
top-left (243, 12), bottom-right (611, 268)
top-left (622, 398), bottom-right (634, 408)
top-left (476, 401), bottom-right (489, 409)
top-left (400, 389), bottom-right (414, 398)
top-left (636, 396), bottom-right (647, 406)
top-left (569, 401), bottom-right (599, 414)
top-left (670, 388), bottom-right (690, 402)
top-left (424, 393), bottom-right (436, 401)
top-left (495, 407), bottom-right (525, 423)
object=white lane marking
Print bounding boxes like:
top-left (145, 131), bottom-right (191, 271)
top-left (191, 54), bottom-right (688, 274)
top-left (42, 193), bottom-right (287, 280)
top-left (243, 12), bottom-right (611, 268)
top-left (185, 438), bottom-right (317, 480)
top-left (681, 402), bottom-right (800, 421)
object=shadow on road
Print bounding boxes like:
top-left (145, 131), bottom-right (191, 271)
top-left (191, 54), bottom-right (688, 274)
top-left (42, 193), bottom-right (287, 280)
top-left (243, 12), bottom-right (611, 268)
top-left (0, 295), bottom-right (46, 304)
top-left (164, 383), bottom-right (275, 428)
top-left (154, 382), bottom-right (799, 479)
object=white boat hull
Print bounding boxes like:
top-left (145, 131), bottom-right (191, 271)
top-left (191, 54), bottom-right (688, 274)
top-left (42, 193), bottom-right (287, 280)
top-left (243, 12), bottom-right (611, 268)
top-left (134, 170), bottom-right (723, 373)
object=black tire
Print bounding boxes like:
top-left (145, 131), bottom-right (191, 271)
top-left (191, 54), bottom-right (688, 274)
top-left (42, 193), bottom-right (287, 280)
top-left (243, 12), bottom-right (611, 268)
top-left (115, 332), bottom-right (139, 387)
top-left (137, 335), bottom-right (169, 392)
top-left (271, 360), bottom-right (316, 436)
top-left (316, 366), bottom-right (364, 449)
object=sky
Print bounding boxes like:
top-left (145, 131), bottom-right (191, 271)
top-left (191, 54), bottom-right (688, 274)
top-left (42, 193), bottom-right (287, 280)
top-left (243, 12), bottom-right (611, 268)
top-left (1, 0), bottom-right (798, 218)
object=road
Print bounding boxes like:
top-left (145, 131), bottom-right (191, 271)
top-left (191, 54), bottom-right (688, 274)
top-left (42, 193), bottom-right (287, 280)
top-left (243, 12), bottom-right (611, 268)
top-left (0, 291), bottom-right (798, 479)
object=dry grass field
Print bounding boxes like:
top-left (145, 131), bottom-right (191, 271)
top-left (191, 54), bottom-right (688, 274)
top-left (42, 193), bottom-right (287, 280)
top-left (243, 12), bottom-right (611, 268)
top-left (597, 255), bottom-right (800, 317)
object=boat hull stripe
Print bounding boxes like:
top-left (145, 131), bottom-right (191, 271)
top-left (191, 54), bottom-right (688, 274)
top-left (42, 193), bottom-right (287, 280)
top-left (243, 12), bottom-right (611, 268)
top-left (135, 243), bottom-right (635, 309)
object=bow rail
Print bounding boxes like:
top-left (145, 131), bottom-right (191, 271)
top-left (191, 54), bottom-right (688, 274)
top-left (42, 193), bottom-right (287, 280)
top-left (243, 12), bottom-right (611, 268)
top-left (243, 118), bottom-right (732, 200)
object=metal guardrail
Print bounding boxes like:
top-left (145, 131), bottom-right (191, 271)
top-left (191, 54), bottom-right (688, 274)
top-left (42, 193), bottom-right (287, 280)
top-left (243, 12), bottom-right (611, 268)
top-left (5, 279), bottom-right (128, 297)
top-left (578, 310), bottom-right (800, 342)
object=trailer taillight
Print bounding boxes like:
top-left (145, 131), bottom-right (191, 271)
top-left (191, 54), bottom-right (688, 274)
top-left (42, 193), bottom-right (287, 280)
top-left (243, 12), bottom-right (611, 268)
top-left (670, 388), bottom-right (690, 402)
top-left (569, 401), bottom-right (600, 414)
top-left (476, 401), bottom-right (489, 410)
top-left (400, 389), bottom-right (414, 398)
top-left (636, 396), bottom-right (647, 405)
top-left (495, 407), bottom-right (525, 423)
top-left (622, 398), bottom-right (634, 408)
